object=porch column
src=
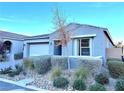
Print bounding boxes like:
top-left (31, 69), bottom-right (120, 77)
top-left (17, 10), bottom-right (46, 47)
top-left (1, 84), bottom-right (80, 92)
top-left (73, 39), bottom-right (78, 56)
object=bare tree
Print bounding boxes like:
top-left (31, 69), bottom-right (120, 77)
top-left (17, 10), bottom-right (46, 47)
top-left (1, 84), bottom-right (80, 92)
top-left (115, 41), bottom-right (123, 48)
top-left (115, 41), bottom-right (124, 57)
top-left (52, 7), bottom-right (71, 72)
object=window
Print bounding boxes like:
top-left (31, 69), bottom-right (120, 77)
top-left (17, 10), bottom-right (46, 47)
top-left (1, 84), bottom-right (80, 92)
top-left (78, 39), bottom-right (90, 56)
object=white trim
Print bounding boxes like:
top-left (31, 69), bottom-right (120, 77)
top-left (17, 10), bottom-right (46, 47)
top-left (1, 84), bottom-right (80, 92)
top-left (27, 44), bottom-right (30, 57)
top-left (79, 39), bottom-right (81, 55)
top-left (52, 39), bottom-right (61, 41)
top-left (90, 38), bottom-right (93, 56)
top-left (73, 39), bottom-right (78, 56)
top-left (71, 34), bottom-right (96, 39)
top-left (69, 56), bottom-right (102, 60)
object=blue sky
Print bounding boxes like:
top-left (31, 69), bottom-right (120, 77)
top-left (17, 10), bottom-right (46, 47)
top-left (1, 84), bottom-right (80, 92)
top-left (0, 2), bottom-right (124, 42)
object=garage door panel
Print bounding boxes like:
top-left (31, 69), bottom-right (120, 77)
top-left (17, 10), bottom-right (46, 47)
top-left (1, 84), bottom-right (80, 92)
top-left (29, 43), bottom-right (49, 56)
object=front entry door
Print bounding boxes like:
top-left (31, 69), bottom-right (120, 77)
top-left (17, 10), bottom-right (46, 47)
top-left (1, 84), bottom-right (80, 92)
top-left (54, 40), bottom-right (62, 55)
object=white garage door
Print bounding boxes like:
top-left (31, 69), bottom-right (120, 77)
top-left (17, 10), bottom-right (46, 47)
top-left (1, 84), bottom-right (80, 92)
top-left (29, 43), bottom-right (49, 57)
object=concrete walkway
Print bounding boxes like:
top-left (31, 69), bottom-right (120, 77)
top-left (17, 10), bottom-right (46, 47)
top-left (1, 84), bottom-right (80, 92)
top-left (17, 78), bottom-right (34, 86)
top-left (0, 78), bottom-right (44, 91)
top-left (0, 81), bottom-right (34, 91)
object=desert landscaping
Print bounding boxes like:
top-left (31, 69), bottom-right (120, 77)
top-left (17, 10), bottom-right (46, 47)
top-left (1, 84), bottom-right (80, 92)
top-left (0, 56), bottom-right (124, 91)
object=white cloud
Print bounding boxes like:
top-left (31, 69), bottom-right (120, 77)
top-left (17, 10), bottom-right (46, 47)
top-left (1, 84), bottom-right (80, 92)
top-left (0, 16), bottom-right (30, 23)
top-left (0, 28), bottom-right (8, 31)
top-left (0, 17), bottom-right (15, 22)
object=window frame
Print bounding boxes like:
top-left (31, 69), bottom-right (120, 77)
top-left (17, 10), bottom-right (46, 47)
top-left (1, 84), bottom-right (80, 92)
top-left (79, 38), bottom-right (90, 56)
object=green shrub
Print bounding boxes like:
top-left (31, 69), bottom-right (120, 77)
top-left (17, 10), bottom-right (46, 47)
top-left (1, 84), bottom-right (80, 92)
top-left (115, 79), bottom-right (124, 91)
top-left (0, 67), bottom-right (12, 74)
top-left (51, 68), bottom-right (62, 79)
top-left (15, 65), bottom-right (23, 74)
top-left (75, 67), bottom-right (89, 80)
top-left (118, 76), bottom-right (124, 80)
top-left (107, 58), bottom-right (122, 62)
top-left (0, 65), bottom-right (22, 77)
top-left (89, 83), bottom-right (106, 91)
top-left (51, 56), bottom-right (68, 70)
top-left (77, 57), bottom-right (102, 76)
top-left (8, 65), bottom-right (23, 77)
top-left (95, 73), bottom-right (109, 85)
top-left (34, 55), bottom-right (51, 74)
top-left (100, 67), bottom-right (110, 78)
top-left (73, 79), bottom-right (86, 91)
top-left (23, 58), bottom-right (34, 70)
top-left (14, 52), bottom-right (23, 60)
top-left (0, 54), bottom-right (3, 61)
top-left (53, 77), bottom-right (69, 88)
top-left (8, 70), bottom-right (19, 77)
top-left (107, 60), bottom-right (124, 78)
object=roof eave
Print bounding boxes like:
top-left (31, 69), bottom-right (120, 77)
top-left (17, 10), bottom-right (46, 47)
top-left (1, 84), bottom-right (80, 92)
top-left (104, 30), bottom-right (115, 46)
top-left (24, 37), bottom-right (49, 40)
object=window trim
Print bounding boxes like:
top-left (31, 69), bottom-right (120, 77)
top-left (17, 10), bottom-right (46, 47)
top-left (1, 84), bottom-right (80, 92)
top-left (78, 38), bottom-right (92, 56)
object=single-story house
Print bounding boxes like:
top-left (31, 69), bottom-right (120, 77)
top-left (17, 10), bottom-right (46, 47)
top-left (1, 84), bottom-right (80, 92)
top-left (0, 30), bottom-right (27, 61)
top-left (23, 23), bottom-right (114, 63)
top-left (0, 23), bottom-right (114, 64)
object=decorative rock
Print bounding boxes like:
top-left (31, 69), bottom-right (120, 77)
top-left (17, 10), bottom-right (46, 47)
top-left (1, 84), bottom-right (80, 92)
top-left (0, 69), bottom-right (114, 91)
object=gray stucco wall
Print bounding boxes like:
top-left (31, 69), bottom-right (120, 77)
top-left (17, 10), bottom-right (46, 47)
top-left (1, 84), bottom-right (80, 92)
top-left (103, 33), bottom-right (114, 62)
top-left (1, 39), bottom-right (24, 65)
top-left (104, 33), bottom-right (113, 48)
top-left (49, 24), bottom-right (113, 63)
top-left (2, 39), bottom-right (24, 55)
top-left (11, 40), bottom-right (24, 54)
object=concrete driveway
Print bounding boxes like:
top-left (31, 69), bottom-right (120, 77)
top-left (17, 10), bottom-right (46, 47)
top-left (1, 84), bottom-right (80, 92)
top-left (0, 81), bottom-right (34, 91)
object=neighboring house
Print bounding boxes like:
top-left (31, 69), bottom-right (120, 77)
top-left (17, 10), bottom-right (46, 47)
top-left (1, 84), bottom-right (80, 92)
top-left (23, 23), bottom-right (114, 63)
top-left (0, 30), bottom-right (27, 61)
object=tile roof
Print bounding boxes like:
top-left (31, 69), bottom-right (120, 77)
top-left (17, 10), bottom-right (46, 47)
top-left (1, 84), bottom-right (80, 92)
top-left (24, 34), bottom-right (49, 40)
top-left (0, 30), bottom-right (28, 40)
top-left (0, 23), bottom-right (114, 45)
top-left (51, 23), bottom-right (114, 45)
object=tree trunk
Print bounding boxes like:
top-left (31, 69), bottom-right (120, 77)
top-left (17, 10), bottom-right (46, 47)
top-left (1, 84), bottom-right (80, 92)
top-left (66, 45), bottom-right (71, 76)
